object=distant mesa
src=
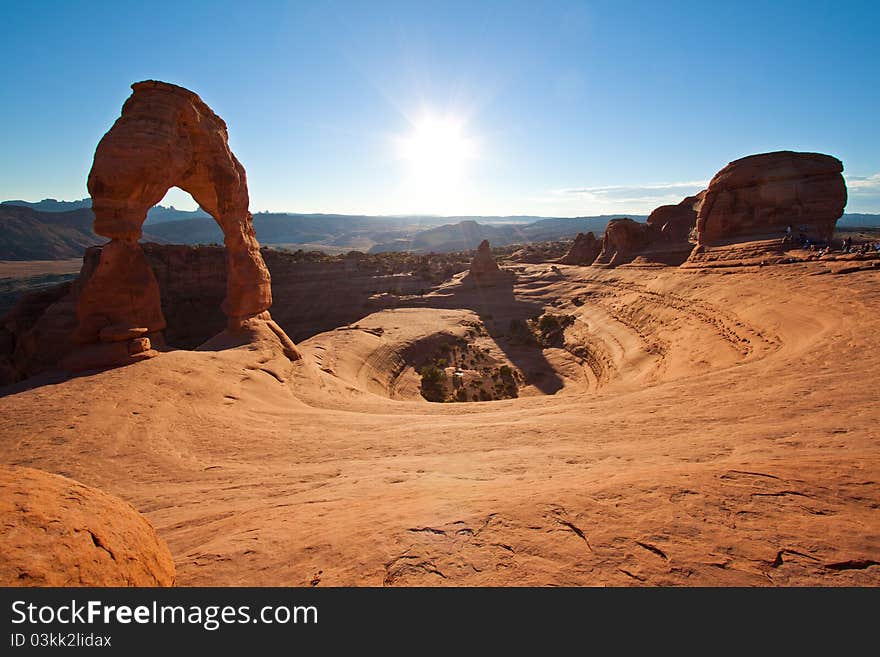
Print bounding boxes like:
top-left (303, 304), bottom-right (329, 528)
top-left (0, 198), bottom-right (210, 226)
top-left (365, 216), bottom-right (631, 255)
top-left (1, 198), bottom-right (92, 213)
top-left (688, 151), bottom-right (846, 265)
top-left (63, 79), bottom-right (299, 371)
top-left (4, 199), bottom-right (873, 263)
top-left (558, 231), bottom-right (600, 265)
top-left (0, 465), bottom-right (175, 586)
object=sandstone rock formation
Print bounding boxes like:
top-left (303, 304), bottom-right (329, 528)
top-left (694, 151), bottom-right (846, 246)
top-left (66, 80), bottom-right (295, 370)
top-left (0, 465), bottom-right (175, 586)
top-left (593, 218), bottom-right (652, 267)
top-left (646, 192), bottom-right (702, 243)
top-left (593, 194), bottom-right (702, 268)
top-left (559, 232), bottom-right (600, 265)
top-left (468, 240), bottom-right (502, 277)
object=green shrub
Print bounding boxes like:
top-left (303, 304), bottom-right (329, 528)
top-left (538, 314), bottom-right (561, 333)
top-left (419, 364), bottom-right (447, 402)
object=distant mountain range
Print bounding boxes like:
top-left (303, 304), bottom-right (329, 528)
top-left (1, 197), bottom-right (879, 260)
top-left (1, 199), bottom-right (210, 224)
top-left (837, 213), bottom-right (880, 228)
top-left (0, 205), bottom-right (166, 260)
top-left (364, 216), bottom-right (645, 253)
top-left (2, 198), bottom-right (92, 213)
top-left (0, 205), bottom-right (99, 260)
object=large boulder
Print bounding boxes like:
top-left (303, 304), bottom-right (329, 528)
top-left (559, 232), bottom-right (601, 265)
top-left (695, 151), bottom-right (846, 246)
top-left (0, 465), bottom-right (175, 586)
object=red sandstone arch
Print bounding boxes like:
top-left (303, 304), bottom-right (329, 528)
top-left (87, 80), bottom-right (270, 322)
top-left (67, 81), bottom-right (294, 370)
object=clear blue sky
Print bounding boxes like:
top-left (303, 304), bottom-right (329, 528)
top-left (2, 0), bottom-right (878, 216)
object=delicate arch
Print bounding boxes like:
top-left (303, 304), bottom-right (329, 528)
top-left (86, 80), bottom-right (271, 323)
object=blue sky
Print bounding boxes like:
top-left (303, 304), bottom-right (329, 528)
top-left (2, 0), bottom-right (878, 215)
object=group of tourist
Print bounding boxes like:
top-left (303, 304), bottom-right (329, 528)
top-left (784, 225), bottom-right (880, 255)
top-left (837, 236), bottom-right (880, 255)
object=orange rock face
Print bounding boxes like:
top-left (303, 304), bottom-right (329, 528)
top-left (0, 281), bottom-right (76, 383)
top-left (695, 151), bottom-right (846, 246)
top-left (0, 465), bottom-right (175, 586)
top-left (559, 232), bottom-right (600, 265)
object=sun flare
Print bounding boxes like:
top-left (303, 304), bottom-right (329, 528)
top-left (397, 116), bottom-right (477, 188)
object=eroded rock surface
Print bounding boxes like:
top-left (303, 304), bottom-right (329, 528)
top-left (695, 151), bottom-right (846, 246)
top-left (647, 192), bottom-right (702, 243)
top-left (0, 465), bottom-right (175, 586)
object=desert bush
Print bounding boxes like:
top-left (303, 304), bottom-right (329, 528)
top-left (538, 314), bottom-right (560, 333)
top-left (419, 364), bottom-right (447, 402)
top-left (534, 313), bottom-right (575, 346)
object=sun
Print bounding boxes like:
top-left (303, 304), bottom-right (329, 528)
top-left (397, 116), bottom-right (477, 189)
